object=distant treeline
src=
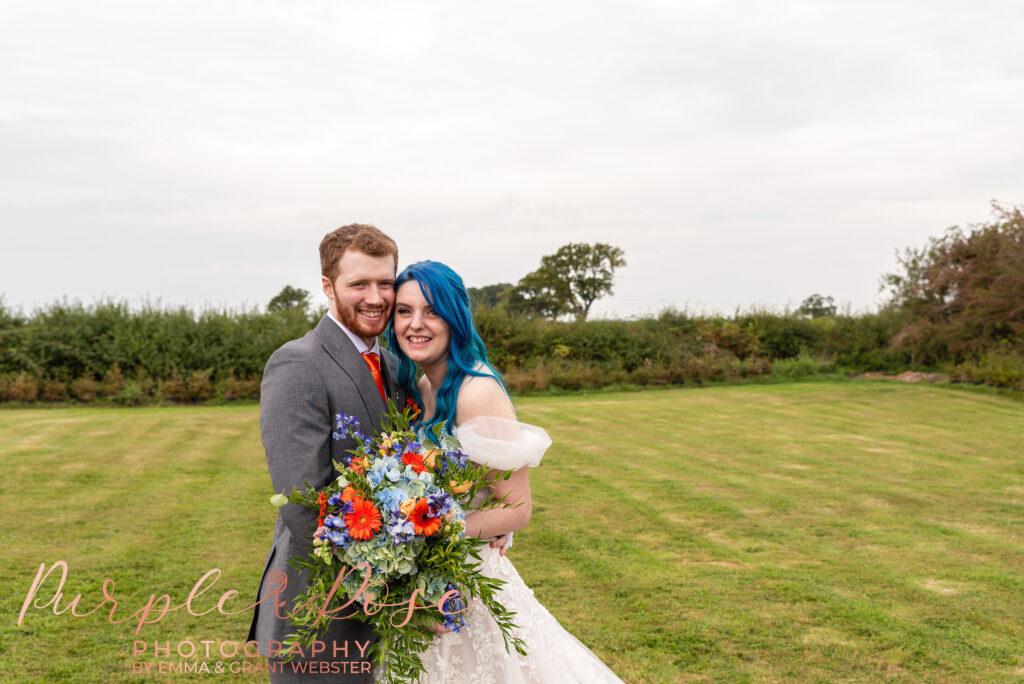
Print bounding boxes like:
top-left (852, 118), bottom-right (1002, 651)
top-left (2, 203), bottom-right (1021, 403)
top-left (0, 302), bottom-right (312, 404)
top-left (0, 298), bottom-right (1018, 405)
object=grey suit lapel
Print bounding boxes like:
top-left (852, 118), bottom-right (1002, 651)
top-left (380, 349), bottom-right (402, 405)
top-left (312, 314), bottom-right (388, 430)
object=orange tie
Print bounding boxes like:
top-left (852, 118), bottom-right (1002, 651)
top-left (360, 352), bottom-right (387, 402)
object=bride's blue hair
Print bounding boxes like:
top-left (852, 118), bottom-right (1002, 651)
top-left (385, 260), bottom-right (506, 435)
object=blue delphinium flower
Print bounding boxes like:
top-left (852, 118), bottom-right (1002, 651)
top-left (326, 530), bottom-right (351, 549)
top-left (427, 491), bottom-right (453, 517)
top-left (332, 413), bottom-right (360, 440)
top-left (441, 583), bottom-right (468, 632)
top-left (324, 514), bottom-right (345, 530)
top-left (439, 449), bottom-right (469, 475)
top-left (391, 439), bottom-right (422, 457)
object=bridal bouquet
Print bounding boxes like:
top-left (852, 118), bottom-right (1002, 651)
top-left (270, 399), bottom-right (527, 683)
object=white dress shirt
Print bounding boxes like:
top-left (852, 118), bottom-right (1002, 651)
top-left (326, 311), bottom-right (382, 356)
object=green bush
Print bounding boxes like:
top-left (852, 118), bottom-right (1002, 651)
top-left (953, 344), bottom-right (1024, 390)
top-left (772, 355), bottom-right (833, 380)
top-left (8, 373), bottom-right (39, 402)
top-left (70, 377), bottom-right (101, 402)
top-left (0, 297), bottom-right (1020, 402)
top-left (39, 379), bottom-right (69, 402)
top-left (114, 381), bottom-right (146, 407)
top-left (217, 374), bottom-right (261, 401)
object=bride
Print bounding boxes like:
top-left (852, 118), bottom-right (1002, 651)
top-left (385, 260), bottom-right (624, 683)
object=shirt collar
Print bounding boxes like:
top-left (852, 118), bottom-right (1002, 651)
top-left (326, 311), bottom-right (381, 355)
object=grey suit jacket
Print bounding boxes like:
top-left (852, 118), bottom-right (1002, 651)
top-left (247, 314), bottom-right (407, 679)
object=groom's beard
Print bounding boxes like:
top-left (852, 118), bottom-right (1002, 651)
top-left (334, 296), bottom-right (392, 340)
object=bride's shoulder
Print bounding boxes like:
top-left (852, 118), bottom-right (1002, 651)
top-left (456, 366), bottom-right (516, 423)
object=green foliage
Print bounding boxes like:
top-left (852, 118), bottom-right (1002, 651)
top-left (267, 285), bottom-right (312, 313)
top-left (506, 243), bottom-right (626, 321)
top-left (0, 299), bottom-right (316, 384)
top-left (771, 354), bottom-right (832, 379)
top-left (952, 342), bottom-right (1024, 390)
top-left (113, 381), bottom-right (146, 406)
top-left (0, 279), bottom-right (1018, 402)
top-left (797, 293), bottom-right (836, 318)
top-left (466, 283), bottom-right (513, 309)
top-left (735, 310), bottom-right (822, 359)
top-left (882, 201), bottom-right (1024, 365)
top-left (504, 269), bottom-right (566, 320)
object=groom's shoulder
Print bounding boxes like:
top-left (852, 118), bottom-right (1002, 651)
top-left (266, 328), bottom-right (321, 368)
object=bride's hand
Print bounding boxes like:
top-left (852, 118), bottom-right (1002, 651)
top-left (489, 535), bottom-right (509, 556)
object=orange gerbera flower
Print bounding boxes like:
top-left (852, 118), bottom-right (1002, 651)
top-left (402, 451), bottom-right (427, 474)
top-left (345, 497), bottom-right (382, 540)
top-left (349, 456), bottom-right (365, 475)
top-left (408, 498), bottom-right (442, 537)
top-left (340, 485), bottom-right (358, 503)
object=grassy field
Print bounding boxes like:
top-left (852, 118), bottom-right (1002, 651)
top-left (1, 381), bottom-right (1023, 683)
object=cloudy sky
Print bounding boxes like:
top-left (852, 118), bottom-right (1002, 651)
top-left (2, 0), bottom-right (1022, 317)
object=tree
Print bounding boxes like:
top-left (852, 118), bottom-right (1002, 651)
top-left (881, 201), bottom-right (1024, 363)
top-left (797, 294), bottom-right (836, 318)
top-left (467, 283), bottom-right (514, 309)
top-left (507, 243), bottom-right (626, 321)
top-left (0, 296), bottom-right (27, 330)
top-left (505, 270), bottom-right (569, 320)
top-left (267, 285), bottom-right (311, 314)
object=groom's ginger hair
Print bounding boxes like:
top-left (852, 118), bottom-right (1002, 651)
top-left (320, 224), bottom-right (399, 281)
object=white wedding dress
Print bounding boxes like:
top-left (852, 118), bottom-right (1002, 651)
top-left (412, 416), bottom-right (625, 684)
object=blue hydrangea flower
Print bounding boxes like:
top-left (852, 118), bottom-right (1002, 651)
top-left (374, 487), bottom-right (406, 514)
top-left (415, 572), bottom-right (450, 604)
top-left (367, 456), bottom-right (403, 487)
top-left (401, 473), bottom-right (430, 498)
top-left (386, 516), bottom-right (416, 545)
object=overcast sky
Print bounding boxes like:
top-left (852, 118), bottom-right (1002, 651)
top-left (2, 0), bottom-right (1022, 318)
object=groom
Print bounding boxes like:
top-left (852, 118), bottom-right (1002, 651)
top-left (247, 224), bottom-right (407, 683)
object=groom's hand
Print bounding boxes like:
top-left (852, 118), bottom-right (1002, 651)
top-left (489, 535), bottom-right (509, 556)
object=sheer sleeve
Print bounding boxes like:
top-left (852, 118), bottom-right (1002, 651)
top-left (453, 416), bottom-right (552, 470)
